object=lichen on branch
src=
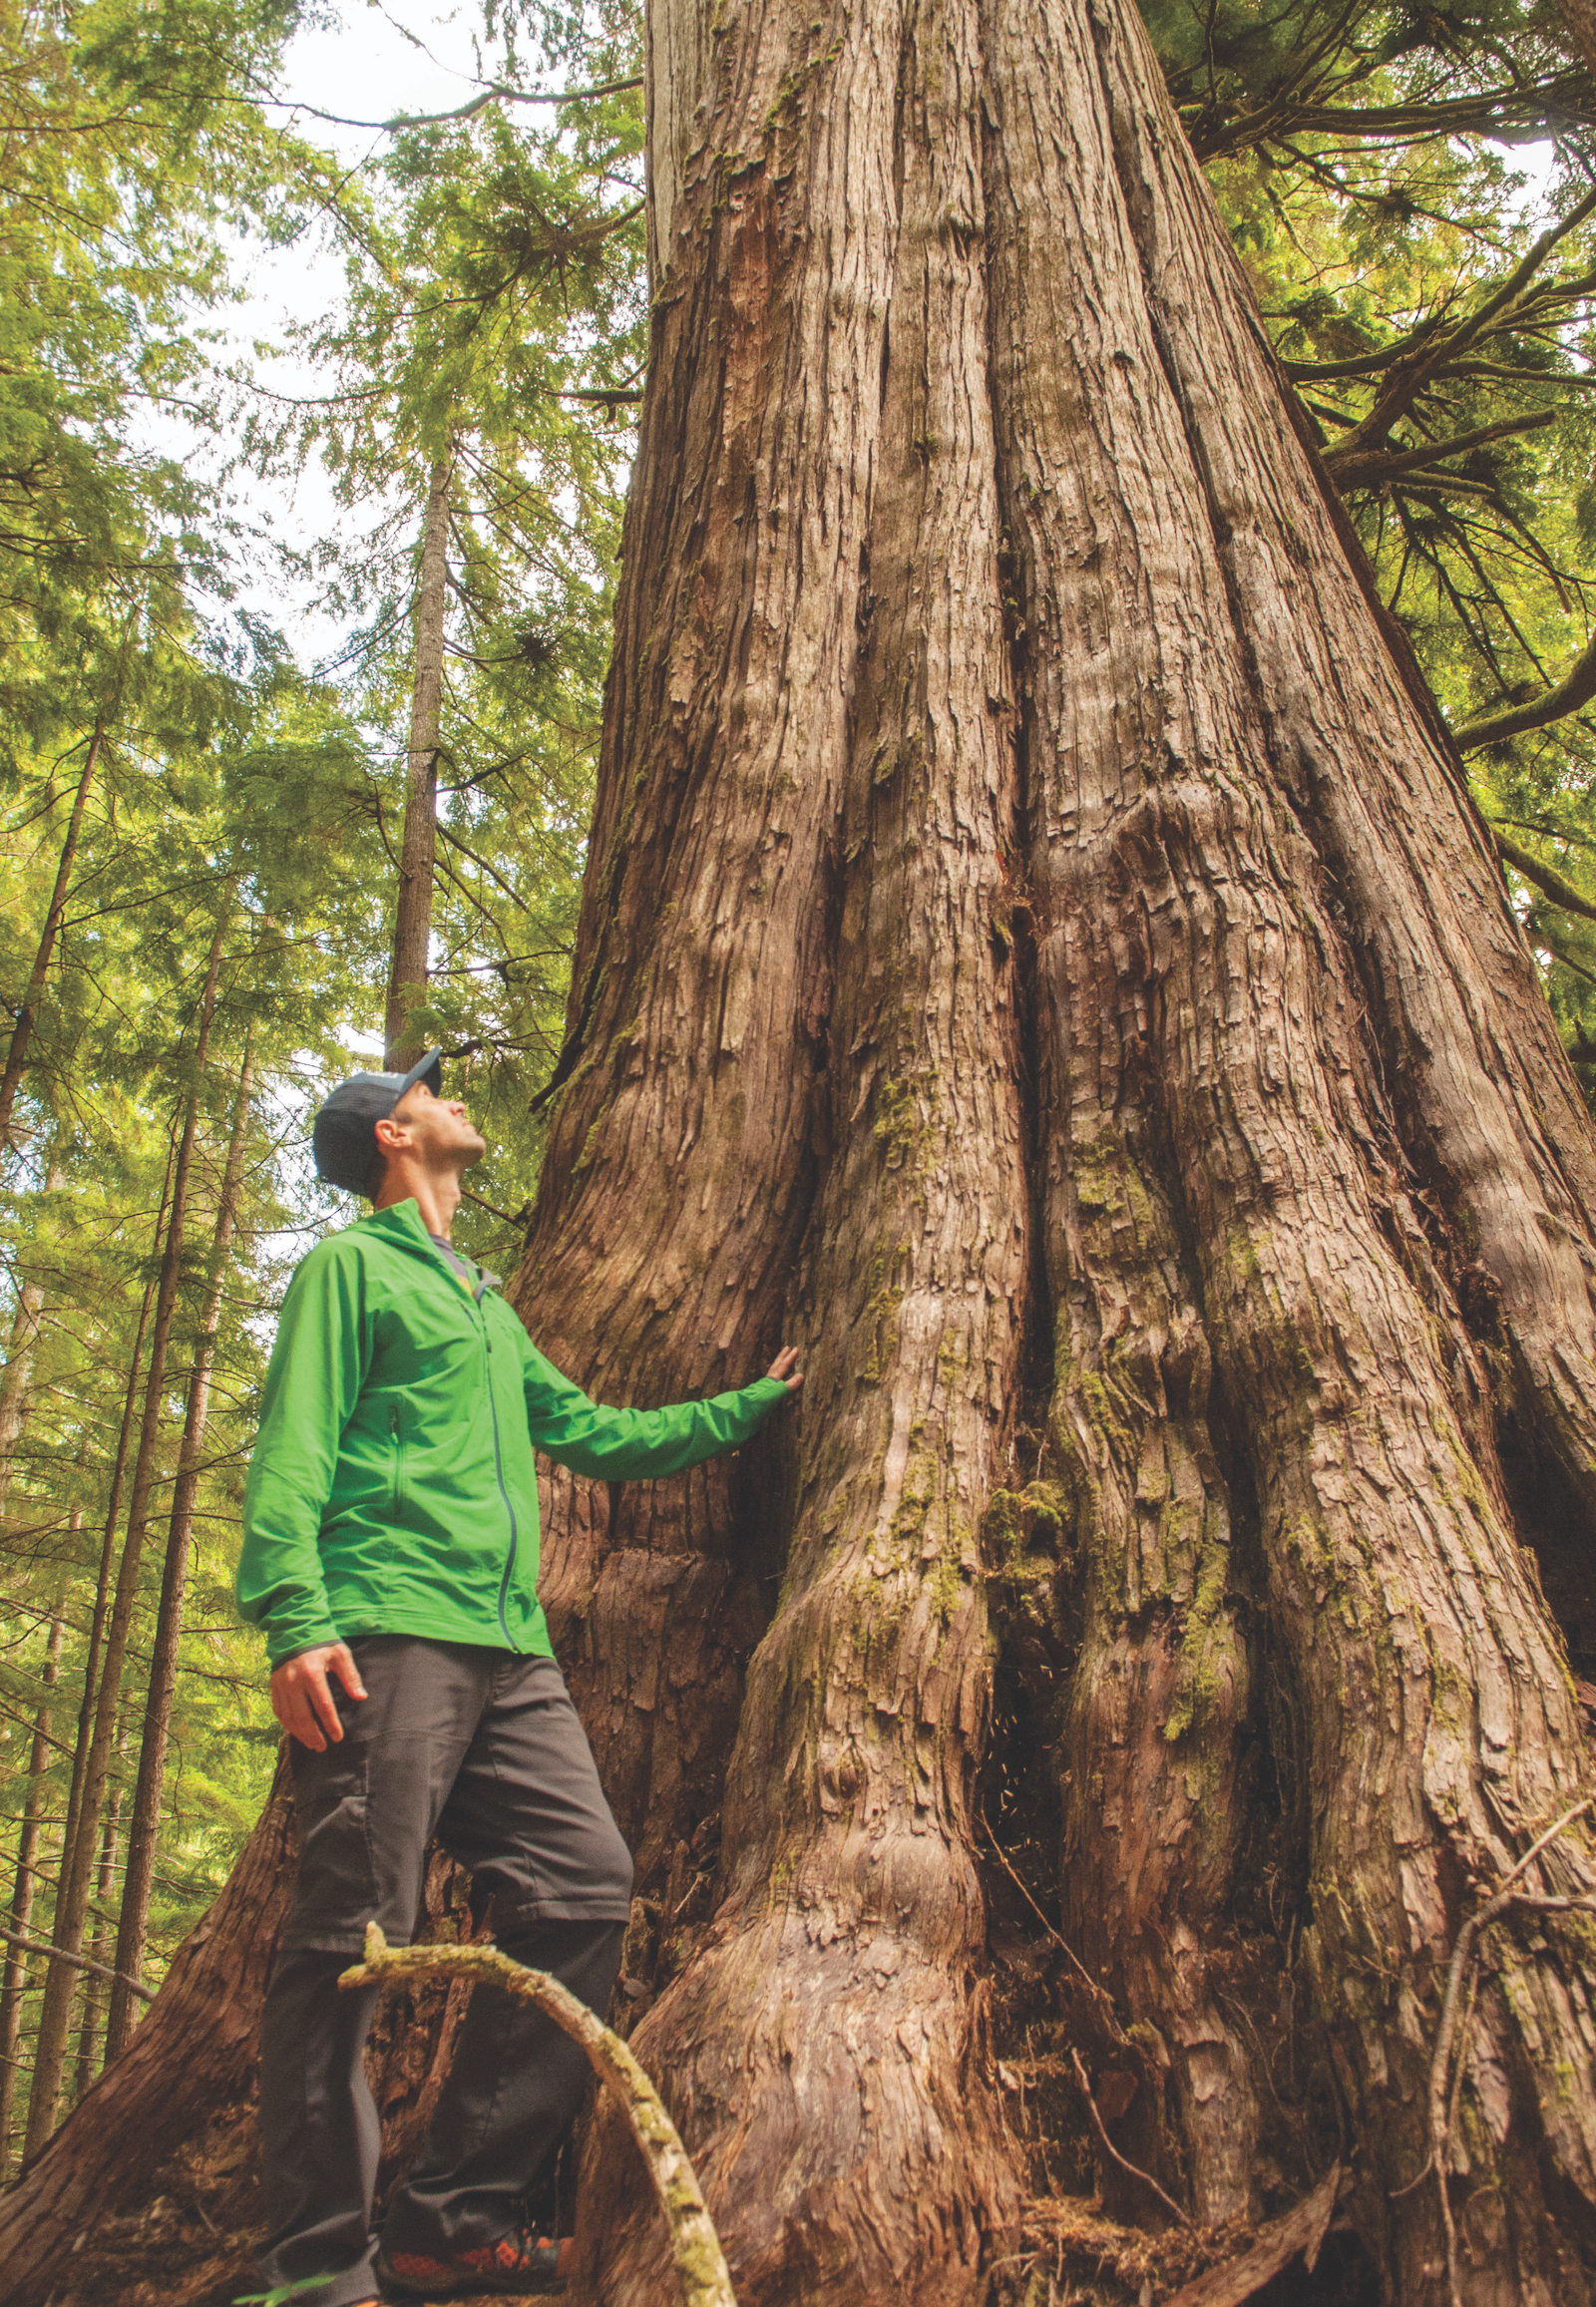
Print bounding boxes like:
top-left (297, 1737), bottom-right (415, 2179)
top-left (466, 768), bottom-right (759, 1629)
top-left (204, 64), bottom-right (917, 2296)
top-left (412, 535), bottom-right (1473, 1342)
top-left (339, 1924), bottom-right (737, 2307)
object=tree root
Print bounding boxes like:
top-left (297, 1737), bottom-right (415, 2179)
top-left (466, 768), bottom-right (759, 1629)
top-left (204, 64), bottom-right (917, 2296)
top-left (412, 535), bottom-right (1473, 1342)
top-left (339, 1924), bottom-right (736, 2307)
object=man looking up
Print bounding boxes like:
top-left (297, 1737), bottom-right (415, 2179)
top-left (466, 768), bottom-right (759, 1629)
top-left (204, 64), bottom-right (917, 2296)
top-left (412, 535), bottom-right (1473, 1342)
top-left (236, 1050), bottom-right (801, 2306)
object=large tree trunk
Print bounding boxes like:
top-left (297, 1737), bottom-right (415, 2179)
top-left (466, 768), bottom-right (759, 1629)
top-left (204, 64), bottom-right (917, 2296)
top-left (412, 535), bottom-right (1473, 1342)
top-left (523, 0), bottom-right (1596, 2294)
top-left (11, 0), bottom-right (1596, 2299)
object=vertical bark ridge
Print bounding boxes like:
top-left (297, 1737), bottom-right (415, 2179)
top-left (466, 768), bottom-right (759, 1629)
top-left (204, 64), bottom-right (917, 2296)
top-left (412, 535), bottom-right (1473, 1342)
top-left (575, 0), bottom-right (1028, 2296)
top-left (983, 0), bottom-right (1596, 2293)
top-left (982, 2), bottom-right (1261, 2226)
top-left (511, 0), bottom-right (899, 1881)
top-left (1083, 0), bottom-right (1596, 1540)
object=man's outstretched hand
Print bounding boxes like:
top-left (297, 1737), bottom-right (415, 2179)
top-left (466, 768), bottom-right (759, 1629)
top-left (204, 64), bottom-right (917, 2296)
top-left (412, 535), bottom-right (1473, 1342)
top-left (271, 1641), bottom-right (367, 1751)
top-left (766, 1346), bottom-right (805, 1395)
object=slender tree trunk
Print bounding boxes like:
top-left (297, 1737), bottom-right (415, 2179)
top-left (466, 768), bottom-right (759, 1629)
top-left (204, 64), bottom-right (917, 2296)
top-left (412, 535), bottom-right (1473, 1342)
top-left (72, 1714), bottom-right (127, 2103)
top-left (53, 1169), bottom-right (169, 1962)
top-left (0, 1147), bottom-right (67, 1524)
top-left (0, 1610), bottom-right (65, 2176)
top-left (25, 916), bottom-right (227, 2153)
top-left (0, 725), bottom-right (104, 1149)
top-left (0, 1284), bottom-right (44, 1528)
top-left (107, 1029), bottom-right (255, 2057)
top-left (384, 452), bottom-right (454, 1069)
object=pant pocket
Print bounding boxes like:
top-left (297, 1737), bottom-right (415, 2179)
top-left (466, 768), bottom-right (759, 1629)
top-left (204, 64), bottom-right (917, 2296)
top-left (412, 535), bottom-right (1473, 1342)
top-left (282, 1746), bottom-right (378, 1951)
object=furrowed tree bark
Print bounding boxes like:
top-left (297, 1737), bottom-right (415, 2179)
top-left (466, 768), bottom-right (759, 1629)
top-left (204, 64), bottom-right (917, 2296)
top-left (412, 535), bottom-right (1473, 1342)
top-left (985, 0), bottom-right (1596, 2293)
top-left (577, 5), bottom-right (1028, 2295)
top-left (107, 1027), bottom-right (255, 2056)
top-left (26, 916), bottom-right (228, 2151)
top-left (385, 452), bottom-right (454, 1070)
top-left (0, 1609), bottom-right (64, 2175)
top-left (0, 724), bottom-right (103, 1150)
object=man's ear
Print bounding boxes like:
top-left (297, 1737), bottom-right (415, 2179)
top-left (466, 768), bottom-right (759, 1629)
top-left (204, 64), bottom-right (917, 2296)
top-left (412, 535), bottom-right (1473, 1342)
top-left (373, 1113), bottom-right (406, 1156)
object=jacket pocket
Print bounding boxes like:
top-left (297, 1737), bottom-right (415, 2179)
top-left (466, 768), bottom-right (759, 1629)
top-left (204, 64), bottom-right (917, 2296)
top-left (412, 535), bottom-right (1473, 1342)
top-left (389, 1408), bottom-right (406, 1516)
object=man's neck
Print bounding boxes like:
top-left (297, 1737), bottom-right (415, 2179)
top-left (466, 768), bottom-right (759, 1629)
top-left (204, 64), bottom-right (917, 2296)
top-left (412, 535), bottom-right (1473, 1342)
top-left (374, 1163), bottom-right (463, 1240)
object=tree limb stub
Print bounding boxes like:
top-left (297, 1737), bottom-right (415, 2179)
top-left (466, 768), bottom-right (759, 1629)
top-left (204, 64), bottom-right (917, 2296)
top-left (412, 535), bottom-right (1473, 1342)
top-left (339, 1925), bottom-right (737, 2307)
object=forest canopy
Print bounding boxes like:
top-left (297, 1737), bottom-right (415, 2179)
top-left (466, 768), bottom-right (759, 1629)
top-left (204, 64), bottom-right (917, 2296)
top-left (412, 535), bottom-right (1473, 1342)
top-left (4, 0), bottom-right (1596, 2251)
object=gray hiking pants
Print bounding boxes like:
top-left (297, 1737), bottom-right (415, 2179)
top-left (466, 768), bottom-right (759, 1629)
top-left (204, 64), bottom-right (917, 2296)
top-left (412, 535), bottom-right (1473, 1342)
top-left (254, 1639), bottom-right (633, 2307)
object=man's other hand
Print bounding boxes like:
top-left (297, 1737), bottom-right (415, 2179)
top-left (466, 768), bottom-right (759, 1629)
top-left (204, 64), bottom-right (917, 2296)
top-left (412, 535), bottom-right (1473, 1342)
top-left (766, 1346), bottom-right (805, 1395)
top-left (271, 1642), bottom-right (367, 1751)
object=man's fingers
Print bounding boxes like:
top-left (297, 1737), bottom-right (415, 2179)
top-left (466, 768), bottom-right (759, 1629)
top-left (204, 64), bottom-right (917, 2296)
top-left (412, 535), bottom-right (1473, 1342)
top-left (329, 1644), bottom-right (368, 1702)
top-left (284, 1686), bottom-right (326, 1751)
top-left (304, 1662), bottom-right (345, 1744)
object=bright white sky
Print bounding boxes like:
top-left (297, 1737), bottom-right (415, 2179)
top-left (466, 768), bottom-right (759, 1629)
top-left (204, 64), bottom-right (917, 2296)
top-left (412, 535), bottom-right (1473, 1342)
top-left (208, 0), bottom-right (562, 662)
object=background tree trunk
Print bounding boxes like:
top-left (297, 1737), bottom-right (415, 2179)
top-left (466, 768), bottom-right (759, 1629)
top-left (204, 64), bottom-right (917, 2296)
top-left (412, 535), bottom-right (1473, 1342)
top-left (72, 1714), bottom-right (127, 2103)
top-left (10, 0), bottom-right (1596, 2299)
top-left (0, 725), bottom-right (104, 1150)
top-left (108, 1028), bottom-right (255, 2055)
top-left (385, 452), bottom-right (454, 1070)
top-left (0, 1146), bottom-right (67, 1525)
top-left (26, 917), bottom-right (228, 2150)
top-left (0, 1610), bottom-right (64, 2176)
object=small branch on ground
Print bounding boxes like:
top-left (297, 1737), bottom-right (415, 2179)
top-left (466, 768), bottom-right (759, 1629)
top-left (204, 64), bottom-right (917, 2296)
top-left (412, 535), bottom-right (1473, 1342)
top-left (341, 1924), bottom-right (737, 2307)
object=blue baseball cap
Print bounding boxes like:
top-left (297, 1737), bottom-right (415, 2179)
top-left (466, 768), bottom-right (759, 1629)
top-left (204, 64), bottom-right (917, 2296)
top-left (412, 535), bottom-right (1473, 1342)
top-left (311, 1050), bottom-right (443, 1195)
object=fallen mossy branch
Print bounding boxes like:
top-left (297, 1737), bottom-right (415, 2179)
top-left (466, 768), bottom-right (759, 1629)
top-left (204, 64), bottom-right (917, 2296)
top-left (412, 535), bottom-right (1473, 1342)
top-left (340, 1924), bottom-right (736, 2307)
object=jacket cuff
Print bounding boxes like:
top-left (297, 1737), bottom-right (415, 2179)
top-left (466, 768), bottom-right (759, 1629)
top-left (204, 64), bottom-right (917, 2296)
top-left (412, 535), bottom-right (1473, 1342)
top-left (264, 1615), bottom-right (341, 1669)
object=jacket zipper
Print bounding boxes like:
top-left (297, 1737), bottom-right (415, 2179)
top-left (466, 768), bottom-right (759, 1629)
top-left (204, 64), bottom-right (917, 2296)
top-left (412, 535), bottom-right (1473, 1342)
top-left (482, 1311), bottom-right (520, 1648)
top-left (390, 1408), bottom-right (403, 1512)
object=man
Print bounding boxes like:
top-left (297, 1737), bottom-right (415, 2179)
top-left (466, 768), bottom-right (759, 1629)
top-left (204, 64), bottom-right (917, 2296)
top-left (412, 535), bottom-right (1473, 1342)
top-left (236, 1050), bottom-right (800, 2306)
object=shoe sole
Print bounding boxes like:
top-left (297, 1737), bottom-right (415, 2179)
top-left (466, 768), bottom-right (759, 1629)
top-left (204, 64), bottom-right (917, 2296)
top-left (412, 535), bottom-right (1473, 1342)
top-left (377, 2260), bottom-right (566, 2301)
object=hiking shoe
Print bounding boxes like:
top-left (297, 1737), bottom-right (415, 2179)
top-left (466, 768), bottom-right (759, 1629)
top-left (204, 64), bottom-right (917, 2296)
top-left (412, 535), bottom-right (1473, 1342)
top-left (377, 2227), bottom-right (568, 2299)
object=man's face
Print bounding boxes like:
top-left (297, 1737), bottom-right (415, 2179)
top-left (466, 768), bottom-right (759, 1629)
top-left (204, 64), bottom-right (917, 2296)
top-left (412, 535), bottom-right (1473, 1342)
top-left (380, 1080), bottom-right (487, 1172)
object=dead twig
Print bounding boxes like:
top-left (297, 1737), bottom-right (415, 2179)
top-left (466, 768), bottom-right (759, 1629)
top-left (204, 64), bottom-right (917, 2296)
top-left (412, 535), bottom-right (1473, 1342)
top-left (342, 1924), bottom-right (736, 2307)
top-left (1427, 1797), bottom-right (1595, 2307)
top-left (1068, 2047), bottom-right (1190, 2229)
top-left (980, 1809), bottom-right (1119, 2020)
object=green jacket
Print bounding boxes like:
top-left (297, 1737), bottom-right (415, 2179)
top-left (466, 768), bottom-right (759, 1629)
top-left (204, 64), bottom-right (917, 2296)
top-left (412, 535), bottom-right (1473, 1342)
top-left (236, 1198), bottom-right (788, 1667)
